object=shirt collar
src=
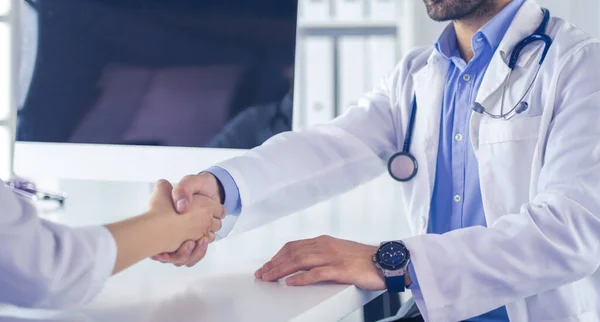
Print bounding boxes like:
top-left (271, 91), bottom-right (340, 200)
top-left (435, 0), bottom-right (526, 59)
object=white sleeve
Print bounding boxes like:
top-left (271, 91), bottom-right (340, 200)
top-left (213, 50), bottom-right (423, 221)
top-left (0, 183), bottom-right (117, 309)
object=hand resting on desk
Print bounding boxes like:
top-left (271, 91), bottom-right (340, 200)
top-left (255, 235), bottom-right (386, 291)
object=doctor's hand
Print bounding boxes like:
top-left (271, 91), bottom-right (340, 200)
top-left (255, 235), bottom-right (386, 291)
top-left (151, 173), bottom-right (222, 266)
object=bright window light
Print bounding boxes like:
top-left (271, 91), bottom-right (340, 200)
top-left (0, 23), bottom-right (9, 121)
top-left (0, 126), bottom-right (10, 181)
top-left (0, 0), bottom-right (9, 16)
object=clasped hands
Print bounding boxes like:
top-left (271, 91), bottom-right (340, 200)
top-left (149, 173), bottom-right (386, 291)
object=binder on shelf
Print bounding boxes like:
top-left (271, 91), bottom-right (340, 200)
top-left (333, 0), bottom-right (365, 22)
top-left (302, 36), bottom-right (335, 126)
top-left (369, 0), bottom-right (397, 22)
top-left (366, 35), bottom-right (397, 90)
top-left (299, 0), bottom-right (332, 23)
top-left (338, 36), bottom-right (367, 115)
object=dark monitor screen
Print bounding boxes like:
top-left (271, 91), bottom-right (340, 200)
top-left (17, 0), bottom-right (297, 150)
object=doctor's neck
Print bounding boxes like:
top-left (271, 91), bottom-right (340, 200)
top-left (425, 0), bottom-right (513, 62)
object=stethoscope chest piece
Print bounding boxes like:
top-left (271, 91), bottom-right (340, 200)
top-left (387, 152), bottom-right (418, 182)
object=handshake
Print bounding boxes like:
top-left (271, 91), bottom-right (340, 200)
top-left (145, 172), bottom-right (225, 267)
top-left (109, 171), bottom-right (386, 293)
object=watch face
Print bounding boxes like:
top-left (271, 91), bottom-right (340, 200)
top-left (376, 241), bottom-right (409, 271)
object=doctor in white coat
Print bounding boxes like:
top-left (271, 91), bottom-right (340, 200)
top-left (154, 0), bottom-right (600, 321)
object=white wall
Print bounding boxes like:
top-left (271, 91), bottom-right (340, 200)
top-left (401, 0), bottom-right (600, 52)
top-left (537, 0), bottom-right (600, 38)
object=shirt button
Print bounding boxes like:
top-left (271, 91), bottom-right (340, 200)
top-left (462, 74), bottom-right (471, 82)
top-left (476, 37), bottom-right (483, 42)
top-left (454, 133), bottom-right (463, 141)
top-left (454, 194), bottom-right (462, 203)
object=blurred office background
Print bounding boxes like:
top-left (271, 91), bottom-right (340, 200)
top-left (9, 0), bottom-right (600, 154)
top-left (16, 0), bottom-right (297, 149)
top-left (293, 0), bottom-right (600, 130)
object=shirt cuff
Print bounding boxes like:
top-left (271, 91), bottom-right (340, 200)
top-left (407, 261), bottom-right (421, 290)
top-left (204, 166), bottom-right (242, 216)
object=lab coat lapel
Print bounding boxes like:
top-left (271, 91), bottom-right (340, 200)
top-left (474, 0), bottom-right (546, 113)
top-left (471, 0), bottom-right (546, 152)
top-left (412, 52), bottom-right (449, 212)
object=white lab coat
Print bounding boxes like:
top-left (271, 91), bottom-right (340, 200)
top-left (215, 1), bottom-right (600, 321)
top-left (0, 183), bottom-right (116, 309)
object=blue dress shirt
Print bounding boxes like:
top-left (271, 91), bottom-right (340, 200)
top-left (407, 0), bottom-right (525, 321)
top-left (207, 0), bottom-right (524, 320)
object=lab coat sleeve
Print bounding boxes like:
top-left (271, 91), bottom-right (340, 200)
top-left (0, 184), bottom-right (117, 309)
top-left (211, 51), bottom-right (415, 225)
top-left (402, 43), bottom-right (600, 321)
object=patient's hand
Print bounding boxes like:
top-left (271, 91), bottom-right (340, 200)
top-left (151, 173), bottom-right (223, 266)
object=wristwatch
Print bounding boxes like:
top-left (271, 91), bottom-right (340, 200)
top-left (373, 240), bottom-right (411, 293)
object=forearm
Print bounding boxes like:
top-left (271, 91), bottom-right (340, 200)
top-left (214, 124), bottom-right (390, 215)
top-left (104, 211), bottom-right (174, 275)
top-left (213, 77), bottom-right (398, 215)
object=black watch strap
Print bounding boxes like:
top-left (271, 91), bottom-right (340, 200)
top-left (385, 276), bottom-right (405, 293)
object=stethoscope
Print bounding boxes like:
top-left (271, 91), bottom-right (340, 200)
top-left (388, 8), bottom-right (552, 182)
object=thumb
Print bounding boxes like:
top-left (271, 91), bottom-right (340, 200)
top-left (172, 174), bottom-right (214, 213)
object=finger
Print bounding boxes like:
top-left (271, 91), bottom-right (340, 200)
top-left (150, 179), bottom-right (174, 208)
top-left (255, 241), bottom-right (318, 278)
top-left (207, 231), bottom-right (216, 243)
top-left (155, 253), bottom-right (178, 263)
top-left (165, 240), bottom-right (196, 265)
top-left (259, 250), bottom-right (328, 282)
top-left (214, 204), bottom-right (226, 219)
top-left (271, 238), bottom-right (318, 261)
top-left (188, 196), bottom-right (225, 224)
top-left (211, 218), bottom-right (222, 232)
top-left (201, 197), bottom-right (225, 219)
top-left (154, 253), bottom-right (174, 264)
top-left (184, 234), bottom-right (215, 267)
top-left (172, 175), bottom-right (212, 213)
top-left (285, 267), bottom-right (337, 286)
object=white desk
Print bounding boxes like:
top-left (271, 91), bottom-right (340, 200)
top-left (0, 177), bottom-right (411, 322)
